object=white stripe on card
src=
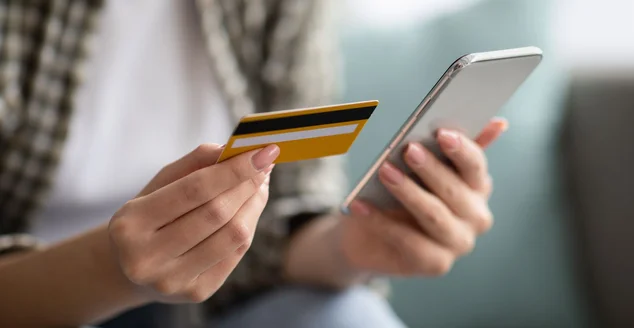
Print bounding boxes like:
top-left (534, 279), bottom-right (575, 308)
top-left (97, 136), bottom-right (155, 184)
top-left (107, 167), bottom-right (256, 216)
top-left (231, 124), bottom-right (359, 148)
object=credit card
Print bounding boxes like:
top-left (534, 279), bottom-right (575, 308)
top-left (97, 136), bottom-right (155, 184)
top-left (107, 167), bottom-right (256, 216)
top-left (217, 100), bottom-right (379, 164)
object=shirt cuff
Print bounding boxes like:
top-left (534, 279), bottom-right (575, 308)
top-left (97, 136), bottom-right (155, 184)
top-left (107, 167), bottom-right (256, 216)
top-left (287, 210), bottom-right (330, 236)
top-left (0, 233), bottom-right (42, 256)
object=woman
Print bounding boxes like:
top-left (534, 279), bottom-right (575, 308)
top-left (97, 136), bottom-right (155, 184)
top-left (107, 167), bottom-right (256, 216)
top-left (0, 1), bottom-right (506, 327)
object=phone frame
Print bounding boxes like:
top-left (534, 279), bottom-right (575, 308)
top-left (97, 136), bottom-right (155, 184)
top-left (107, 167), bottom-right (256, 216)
top-left (341, 47), bottom-right (543, 212)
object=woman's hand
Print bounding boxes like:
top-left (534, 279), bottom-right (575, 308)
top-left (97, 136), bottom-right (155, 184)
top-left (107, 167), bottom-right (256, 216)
top-left (109, 143), bottom-right (279, 303)
top-left (284, 118), bottom-right (507, 286)
top-left (0, 143), bottom-right (280, 327)
top-left (342, 119), bottom-right (506, 276)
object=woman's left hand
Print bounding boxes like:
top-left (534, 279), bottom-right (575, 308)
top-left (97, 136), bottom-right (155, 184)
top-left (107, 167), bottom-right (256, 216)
top-left (285, 118), bottom-right (509, 285)
top-left (339, 118), bottom-right (508, 277)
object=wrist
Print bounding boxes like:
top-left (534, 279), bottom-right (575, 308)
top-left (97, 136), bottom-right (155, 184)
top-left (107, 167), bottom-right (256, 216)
top-left (0, 225), bottom-right (153, 326)
top-left (284, 213), bottom-right (370, 289)
top-left (323, 215), bottom-right (374, 284)
top-left (90, 226), bottom-right (149, 307)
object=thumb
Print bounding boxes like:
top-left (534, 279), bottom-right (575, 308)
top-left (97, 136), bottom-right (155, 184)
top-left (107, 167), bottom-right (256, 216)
top-left (137, 143), bottom-right (225, 197)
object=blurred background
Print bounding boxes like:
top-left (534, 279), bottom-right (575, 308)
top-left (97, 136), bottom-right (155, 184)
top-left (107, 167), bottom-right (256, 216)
top-left (41, 1), bottom-right (631, 327)
top-left (339, 0), bottom-right (634, 327)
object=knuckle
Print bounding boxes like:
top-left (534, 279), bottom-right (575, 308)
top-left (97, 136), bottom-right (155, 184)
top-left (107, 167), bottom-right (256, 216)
top-left (441, 183), bottom-right (458, 201)
top-left (236, 240), bottom-right (252, 255)
top-left (203, 197), bottom-right (233, 225)
top-left (424, 202), bottom-right (447, 226)
top-left (186, 287), bottom-right (211, 303)
top-left (456, 233), bottom-right (476, 256)
top-left (193, 144), bottom-right (216, 157)
top-left (397, 234), bottom-right (422, 257)
top-left (161, 157), bottom-right (181, 175)
top-left (112, 200), bottom-right (136, 220)
top-left (185, 281), bottom-right (222, 303)
top-left (473, 209), bottom-right (494, 234)
top-left (228, 221), bottom-right (251, 245)
top-left (192, 144), bottom-right (218, 168)
top-left (153, 278), bottom-right (183, 297)
top-left (426, 254), bottom-right (454, 277)
top-left (229, 161), bottom-right (250, 182)
top-left (108, 217), bottom-right (128, 239)
top-left (122, 260), bottom-right (153, 285)
top-left (155, 165), bottom-right (170, 180)
top-left (109, 213), bottom-right (137, 242)
top-left (181, 175), bottom-right (208, 203)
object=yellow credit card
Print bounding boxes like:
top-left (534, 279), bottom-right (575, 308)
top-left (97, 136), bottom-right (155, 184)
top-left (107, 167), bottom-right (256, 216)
top-left (217, 100), bottom-right (379, 164)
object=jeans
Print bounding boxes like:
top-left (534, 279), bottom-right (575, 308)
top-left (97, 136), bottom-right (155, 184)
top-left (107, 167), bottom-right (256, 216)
top-left (99, 286), bottom-right (406, 328)
top-left (212, 286), bottom-right (407, 328)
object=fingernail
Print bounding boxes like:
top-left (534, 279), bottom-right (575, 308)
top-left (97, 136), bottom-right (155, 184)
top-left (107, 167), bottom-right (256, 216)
top-left (350, 201), bottom-right (371, 217)
top-left (251, 145), bottom-right (280, 171)
top-left (496, 119), bottom-right (509, 132)
top-left (438, 130), bottom-right (461, 151)
top-left (379, 163), bottom-right (403, 185)
top-left (219, 144), bottom-right (226, 149)
top-left (405, 143), bottom-right (426, 165)
top-left (264, 175), bottom-right (271, 185)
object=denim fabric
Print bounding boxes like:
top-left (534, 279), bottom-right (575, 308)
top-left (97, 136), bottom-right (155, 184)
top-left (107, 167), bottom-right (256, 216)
top-left (212, 286), bottom-right (406, 328)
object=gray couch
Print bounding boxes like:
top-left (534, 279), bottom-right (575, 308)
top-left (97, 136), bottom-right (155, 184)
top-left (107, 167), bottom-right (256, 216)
top-left (563, 72), bottom-right (634, 328)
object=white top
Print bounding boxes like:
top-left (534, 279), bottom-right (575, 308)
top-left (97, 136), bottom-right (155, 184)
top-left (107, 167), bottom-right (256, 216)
top-left (344, 0), bottom-right (482, 28)
top-left (552, 0), bottom-right (634, 69)
top-left (29, 0), bottom-right (233, 243)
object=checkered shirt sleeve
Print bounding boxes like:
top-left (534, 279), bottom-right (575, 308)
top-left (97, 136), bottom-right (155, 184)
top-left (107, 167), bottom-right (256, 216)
top-left (0, 0), bottom-right (351, 317)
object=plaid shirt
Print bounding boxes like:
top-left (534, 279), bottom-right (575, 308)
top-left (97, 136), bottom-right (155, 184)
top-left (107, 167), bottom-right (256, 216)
top-left (0, 0), bottom-right (346, 316)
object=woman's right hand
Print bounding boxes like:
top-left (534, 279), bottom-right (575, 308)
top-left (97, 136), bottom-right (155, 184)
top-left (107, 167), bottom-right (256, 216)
top-left (108, 143), bottom-right (280, 304)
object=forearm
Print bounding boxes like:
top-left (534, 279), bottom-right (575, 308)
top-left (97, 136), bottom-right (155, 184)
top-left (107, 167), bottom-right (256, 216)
top-left (0, 226), bottom-right (146, 327)
top-left (284, 214), bottom-right (370, 289)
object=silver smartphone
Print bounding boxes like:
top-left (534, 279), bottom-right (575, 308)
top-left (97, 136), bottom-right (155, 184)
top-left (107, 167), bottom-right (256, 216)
top-left (342, 46), bottom-right (543, 211)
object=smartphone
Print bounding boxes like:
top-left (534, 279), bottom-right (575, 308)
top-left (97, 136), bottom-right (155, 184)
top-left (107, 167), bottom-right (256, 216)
top-left (342, 46), bottom-right (543, 211)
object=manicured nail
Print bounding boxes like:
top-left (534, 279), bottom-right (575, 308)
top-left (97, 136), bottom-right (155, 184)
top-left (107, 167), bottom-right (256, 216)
top-left (406, 143), bottom-right (426, 165)
top-left (438, 130), bottom-right (461, 151)
top-left (493, 118), bottom-right (509, 132)
top-left (350, 201), bottom-right (371, 217)
top-left (379, 163), bottom-right (403, 185)
top-left (251, 145), bottom-right (280, 171)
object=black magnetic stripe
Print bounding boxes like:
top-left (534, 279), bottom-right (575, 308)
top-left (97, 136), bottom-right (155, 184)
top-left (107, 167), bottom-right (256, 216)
top-left (233, 105), bottom-right (376, 136)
